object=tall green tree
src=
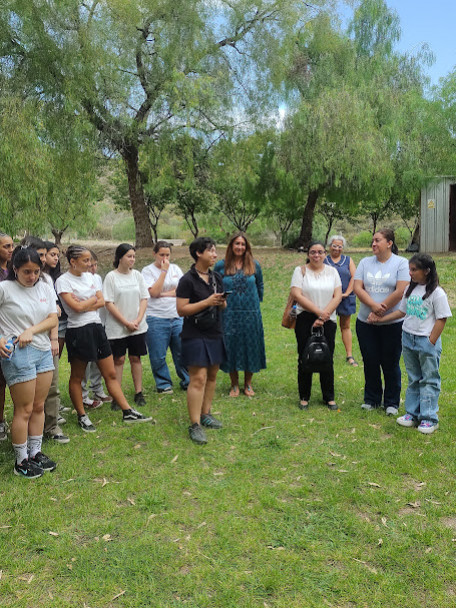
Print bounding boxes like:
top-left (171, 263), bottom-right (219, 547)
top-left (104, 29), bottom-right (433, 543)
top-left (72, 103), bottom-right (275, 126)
top-left (0, 0), bottom-right (327, 246)
top-left (282, 1), bottom-right (435, 248)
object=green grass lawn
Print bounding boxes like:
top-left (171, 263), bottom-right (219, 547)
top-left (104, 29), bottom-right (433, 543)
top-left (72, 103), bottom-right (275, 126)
top-left (1, 248), bottom-right (456, 607)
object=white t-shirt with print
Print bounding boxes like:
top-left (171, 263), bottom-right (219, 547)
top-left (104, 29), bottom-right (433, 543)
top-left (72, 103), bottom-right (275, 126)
top-left (399, 285), bottom-right (452, 336)
top-left (355, 254), bottom-right (409, 323)
top-left (141, 263), bottom-right (183, 319)
top-left (290, 265), bottom-right (342, 322)
top-left (103, 269), bottom-right (148, 339)
top-left (0, 280), bottom-right (57, 351)
top-left (55, 271), bottom-right (102, 328)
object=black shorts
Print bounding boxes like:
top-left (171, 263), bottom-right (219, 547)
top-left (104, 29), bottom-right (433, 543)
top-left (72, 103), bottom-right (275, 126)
top-left (66, 323), bottom-right (112, 363)
top-left (109, 333), bottom-right (147, 358)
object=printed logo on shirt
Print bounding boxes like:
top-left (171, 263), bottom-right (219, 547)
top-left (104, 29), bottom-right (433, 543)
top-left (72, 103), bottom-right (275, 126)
top-left (366, 271), bottom-right (391, 294)
top-left (406, 294), bottom-right (430, 320)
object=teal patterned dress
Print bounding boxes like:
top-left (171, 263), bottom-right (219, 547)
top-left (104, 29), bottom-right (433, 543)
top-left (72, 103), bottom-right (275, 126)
top-left (213, 260), bottom-right (266, 374)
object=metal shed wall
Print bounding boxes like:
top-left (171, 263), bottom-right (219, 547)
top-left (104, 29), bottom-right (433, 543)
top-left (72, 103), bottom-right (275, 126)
top-left (420, 177), bottom-right (456, 253)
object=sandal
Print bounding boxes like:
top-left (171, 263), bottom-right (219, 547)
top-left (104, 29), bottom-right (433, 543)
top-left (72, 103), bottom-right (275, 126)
top-left (299, 400), bottom-right (309, 410)
top-left (244, 385), bottom-right (255, 397)
top-left (346, 356), bottom-right (358, 367)
top-left (229, 385), bottom-right (240, 398)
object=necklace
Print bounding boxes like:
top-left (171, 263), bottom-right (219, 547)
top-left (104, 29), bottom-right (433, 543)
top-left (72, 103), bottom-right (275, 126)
top-left (196, 268), bottom-right (209, 276)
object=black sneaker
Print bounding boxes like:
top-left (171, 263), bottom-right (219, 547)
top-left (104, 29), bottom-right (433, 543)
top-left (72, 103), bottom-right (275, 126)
top-left (14, 458), bottom-right (44, 479)
top-left (133, 392), bottom-right (146, 407)
top-left (157, 387), bottom-right (173, 394)
top-left (189, 423), bottom-right (207, 444)
top-left (110, 400), bottom-right (121, 411)
top-left (200, 413), bottom-right (223, 429)
top-left (30, 451), bottom-right (57, 472)
top-left (46, 433), bottom-right (70, 444)
top-left (78, 414), bottom-right (96, 433)
top-left (122, 409), bottom-right (154, 424)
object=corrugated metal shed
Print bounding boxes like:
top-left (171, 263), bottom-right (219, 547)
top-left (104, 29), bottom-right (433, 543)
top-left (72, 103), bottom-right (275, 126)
top-left (421, 177), bottom-right (456, 253)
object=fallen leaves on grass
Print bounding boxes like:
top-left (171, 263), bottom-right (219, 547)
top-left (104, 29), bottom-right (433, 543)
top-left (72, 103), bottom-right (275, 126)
top-left (171, 454), bottom-right (179, 463)
top-left (406, 501), bottom-right (421, 508)
top-left (351, 558), bottom-right (377, 575)
top-left (18, 574), bottom-right (34, 583)
top-left (112, 590), bottom-right (126, 601)
top-left (49, 531), bottom-right (59, 537)
top-left (367, 482), bottom-right (381, 488)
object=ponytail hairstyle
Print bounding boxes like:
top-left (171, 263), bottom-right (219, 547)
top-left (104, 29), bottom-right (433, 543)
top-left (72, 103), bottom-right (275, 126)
top-left (306, 240), bottom-right (326, 264)
top-left (224, 233), bottom-right (255, 276)
top-left (376, 228), bottom-right (398, 255)
top-left (114, 243), bottom-right (135, 268)
top-left (20, 235), bottom-right (46, 251)
top-left (405, 253), bottom-right (439, 301)
top-left (43, 241), bottom-right (61, 282)
top-left (7, 246), bottom-right (42, 282)
top-left (66, 245), bottom-right (90, 264)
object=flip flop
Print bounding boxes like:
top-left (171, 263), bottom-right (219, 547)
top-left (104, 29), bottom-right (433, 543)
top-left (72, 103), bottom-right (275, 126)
top-left (244, 385), bottom-right (255, 397)
top-left (346, 356), bottom-right (358, 367)
top-left (229, 385), bottom-right (240, 397)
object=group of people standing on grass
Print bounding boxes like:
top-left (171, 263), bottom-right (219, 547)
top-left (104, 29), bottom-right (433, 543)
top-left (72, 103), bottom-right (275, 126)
top-left (0, 226), bottom-right (451, 478)
top-left (0, 231), bottom-right (266, 476)
top-left (291, 228), bottom-right (451, 438)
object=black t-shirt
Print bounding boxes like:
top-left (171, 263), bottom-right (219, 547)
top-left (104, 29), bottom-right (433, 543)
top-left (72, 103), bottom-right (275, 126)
top-left (176, 265), bottom-right (224, 339)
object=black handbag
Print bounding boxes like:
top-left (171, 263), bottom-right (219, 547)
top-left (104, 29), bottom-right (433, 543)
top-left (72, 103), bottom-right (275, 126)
top-left (300, 326), bottom-right (332, 373)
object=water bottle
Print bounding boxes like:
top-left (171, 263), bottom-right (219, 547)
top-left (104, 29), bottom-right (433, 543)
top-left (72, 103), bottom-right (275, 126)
top-left (289, 304), bottom-right (297, 319)
top-left (5, 337), bottom-right (16, 360)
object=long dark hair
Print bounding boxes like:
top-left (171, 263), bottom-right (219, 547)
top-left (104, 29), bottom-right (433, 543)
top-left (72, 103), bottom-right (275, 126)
top-left (405, 253), bottom-right (439, 300)
top-left (114, 243), bottom-right (135, 268)
top-left (43, 241), bottom-right (61, 282)
top-left (376, 228), bottom-right (398, 255)
top-left (224, 233), bottom-right (255, 276)
top-left (7, 247), bottom-right (42, 282)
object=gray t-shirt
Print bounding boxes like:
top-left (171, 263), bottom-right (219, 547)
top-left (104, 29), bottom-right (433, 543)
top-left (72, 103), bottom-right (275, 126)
top-left (355, 254), bottom-right (409, 323)
top-left (400, 285), bottom-right (452, 336)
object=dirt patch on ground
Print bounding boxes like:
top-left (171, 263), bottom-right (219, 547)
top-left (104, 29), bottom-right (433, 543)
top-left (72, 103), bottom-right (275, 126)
top-left (440, 516), bottom-right (456, 531)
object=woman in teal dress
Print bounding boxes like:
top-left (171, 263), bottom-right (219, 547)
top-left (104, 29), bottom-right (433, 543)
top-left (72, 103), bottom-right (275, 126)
top-left (214, 233), bottom-right (266, 397)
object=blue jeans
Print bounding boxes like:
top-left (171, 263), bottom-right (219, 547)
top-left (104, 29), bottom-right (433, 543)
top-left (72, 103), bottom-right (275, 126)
top-left (145, 316), bottom-right (189, 390)
top-left (356, 319), bottom-right (403, 408)
top-left (402, 330), bottom-right (441, 423)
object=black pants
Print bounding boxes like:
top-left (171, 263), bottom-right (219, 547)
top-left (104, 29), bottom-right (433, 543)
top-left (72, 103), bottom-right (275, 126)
top-left (356, 319), bottom-right (403, 408)
top-left (295, 311), bottom-right (337, 402)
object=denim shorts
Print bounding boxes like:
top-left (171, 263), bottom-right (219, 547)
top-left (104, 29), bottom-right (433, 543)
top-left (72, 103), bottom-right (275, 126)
top-left (1, 345), bottom-right (54, 387)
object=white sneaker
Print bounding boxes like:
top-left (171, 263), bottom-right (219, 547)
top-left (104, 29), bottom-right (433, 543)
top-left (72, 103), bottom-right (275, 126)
top-left (397, 414), bottom-right (418, 428)
top-left (417, 420), bottom-right (439, 434)
top-left (361, 403), bottom-right (376, 411)
top-left (385, 406), bottom-right (398, 416)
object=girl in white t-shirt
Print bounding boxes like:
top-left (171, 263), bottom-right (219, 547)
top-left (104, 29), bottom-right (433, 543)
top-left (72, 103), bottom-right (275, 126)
top-left (141, 241), bottom-right (189, 394)
top-left (55, 245), bottom-right (153, 433)
top-left (368, 254), bottom-right (452, 434)
top-left (103, 244), bottom-right (148, 407)
top-left (0, 247), bottom-right (58, 479)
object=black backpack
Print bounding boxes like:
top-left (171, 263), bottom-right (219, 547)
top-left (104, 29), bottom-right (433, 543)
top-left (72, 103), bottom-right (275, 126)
top-left (300, 327), bottom-right (332, 373)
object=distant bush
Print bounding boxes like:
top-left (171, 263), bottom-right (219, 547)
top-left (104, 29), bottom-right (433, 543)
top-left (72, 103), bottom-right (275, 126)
top-left (112, 218), bottom-right (135, 241)
top-left (351, 230), bottom-right (373, 247)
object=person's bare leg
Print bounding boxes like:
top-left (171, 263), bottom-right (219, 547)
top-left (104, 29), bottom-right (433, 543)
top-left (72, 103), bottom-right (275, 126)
top-left (244, 371), bottom-right (255, 396)
top-left (113, 355), bottom-right (125, 387)
top-left (10, 380), bottom-right (35, 445)
top-left (28, 371), bottom-right (53, 437)
top-left (202, 364), bottom-right (219, 415)
top-left (96, 356), bottom-right (131, 411)
top-left (340, 315), bottom-right (357, 364)
top-left (68, 359), bottom-right (88, 416)
top-left (229, 371), bottom-right (239, 397)
top-left (187, 366), bottom-right (207, 424)
top-left (129, 355), bottom-right (143, 394)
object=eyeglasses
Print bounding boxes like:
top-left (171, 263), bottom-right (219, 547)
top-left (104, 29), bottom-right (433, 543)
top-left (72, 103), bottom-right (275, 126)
top-left (309, 250), bottom-right (325, 255)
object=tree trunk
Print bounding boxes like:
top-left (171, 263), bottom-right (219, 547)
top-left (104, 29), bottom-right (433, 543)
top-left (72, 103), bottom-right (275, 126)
top-left (294, 189), bottom-right (319, 249)
top-left (123, 147), bottom-right (154, 248)
top-left (51, 227), bottom-right (66, 245)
